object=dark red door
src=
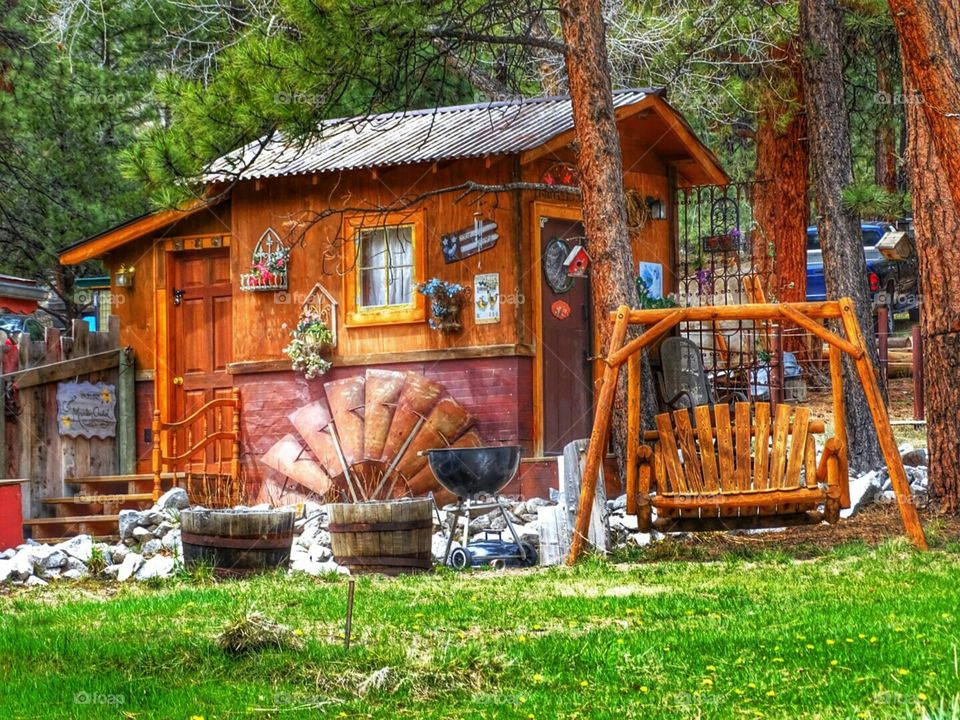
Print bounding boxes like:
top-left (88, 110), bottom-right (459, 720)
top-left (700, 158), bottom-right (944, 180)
top-left (540, 218), bottom-right (593, 455)
top-left (170, 249), bottom-right (234, 471)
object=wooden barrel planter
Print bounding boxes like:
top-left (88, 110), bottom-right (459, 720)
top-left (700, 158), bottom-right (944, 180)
top-left (328, 499), bottom-right (434, 575)
top-left (181, 508), bottom-right (295, 576)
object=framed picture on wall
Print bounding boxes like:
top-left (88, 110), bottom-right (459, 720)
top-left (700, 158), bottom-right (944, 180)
top-left (474, 273), bottom-right (501, 324)
top-left (638, 261), bottom-right (664, 299)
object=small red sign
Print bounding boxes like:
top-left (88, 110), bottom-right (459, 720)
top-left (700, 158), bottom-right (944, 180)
top-left (551, 300), bottom-right (571, 320)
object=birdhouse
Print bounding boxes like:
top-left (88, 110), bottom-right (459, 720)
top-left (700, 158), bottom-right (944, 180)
top-left (564, 245), bottom-right (591, 277)
top-left (877, 231), bottom-right (914, 261)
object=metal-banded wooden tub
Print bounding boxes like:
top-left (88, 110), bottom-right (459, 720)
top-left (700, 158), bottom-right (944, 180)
top-left (328, 499), bottom-right (434, 575)
top-left (181, 508), bottom-right (295, 576)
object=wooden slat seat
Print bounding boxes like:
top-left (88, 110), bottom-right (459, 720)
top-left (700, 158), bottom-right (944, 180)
top-left (630, 402), bottom-right (847, 533)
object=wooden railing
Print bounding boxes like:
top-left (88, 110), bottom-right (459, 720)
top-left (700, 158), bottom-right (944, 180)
top-left (151, 388), bottom-right (242, 507)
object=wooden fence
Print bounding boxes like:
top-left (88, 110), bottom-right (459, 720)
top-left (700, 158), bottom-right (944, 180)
top-left (0, 318), bottom-right (135, 519)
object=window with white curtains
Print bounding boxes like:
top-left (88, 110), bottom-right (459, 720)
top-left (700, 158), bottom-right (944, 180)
top-left (357, 224), bottom-right (415, 308)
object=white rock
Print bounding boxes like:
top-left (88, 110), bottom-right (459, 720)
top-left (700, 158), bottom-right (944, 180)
top-left (62, 569), bottom-right (86, 581)
top-left (153, 521), bottom-right (175, 539)
top-left (132, 526), bottom-right (153, 542)
top-left (117, 553), bottom-right (144, 582)
top-left (512, 522), bottom-right (541, 543)
top-left (140, 510), bottom-right (165, 526)
top-left (842, 474), bottom-right (882, 519)
top-left (24, 575), bottom-right (48, 587)
top-left (290, 557), bottom-right (323, 576)
top-left (141, 539), bottom-right (163, 557)
top-left (609, 514), bottom-right (639, 532)
top-left (102, 564), bottom-right (121, 580)
top-left (136, 554), bottom-right (175, 581)
top-left (431, 533), bottom-right (459, 562)
top-left (0, 548), bottom-right (15, 560)
top-left (161, 529), bottom-right (181, 552)
top-left (629, 532), bottom-right (652, 547)
top-left (880, 490), bottom-right (897, 503)
top-left (118, 510), bottom-right (142, 540)
top-left (307, 544), bottom-right (332, 563)
top-left (154, 487), bottom-right (189, 512)
top-left (319, 560), bottom-right (349, 575)
top-left (56, 535), bottom-right (94, 563)
top-left (64, 557), bottom-right (89, 576)
top-left (0, 559), bottom-right (13, 583)
top-left (34, 549), bottom-right (68, 573)
top-left (10, 550), bottom-right (33, 580)
top-left (110, 544), bottom-right (129, 564)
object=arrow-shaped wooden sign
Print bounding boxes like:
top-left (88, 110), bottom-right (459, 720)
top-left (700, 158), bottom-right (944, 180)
top-left (442, 218), bottom-right (499, 263)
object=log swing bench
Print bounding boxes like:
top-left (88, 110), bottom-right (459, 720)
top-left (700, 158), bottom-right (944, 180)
top-left (566, 298), bottom-right (928, 564)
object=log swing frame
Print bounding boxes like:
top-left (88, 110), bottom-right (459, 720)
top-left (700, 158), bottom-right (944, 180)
top-left (566, 297), bottom-right (928, 564)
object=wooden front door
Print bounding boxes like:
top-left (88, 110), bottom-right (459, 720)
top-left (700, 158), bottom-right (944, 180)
top-left (539, 218), bottom-right (593, 455)
top-left (170, 249), bottom-right (234, 422)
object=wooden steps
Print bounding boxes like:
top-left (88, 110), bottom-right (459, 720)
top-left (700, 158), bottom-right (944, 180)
top-left (66, 473), bottom-right (176, 496)
top-left (24, 515), bottom-right (121, 541)
top-left (22, 473), bottom-right (180, 541)
top-left (43, 494), bottom-right (153, 518)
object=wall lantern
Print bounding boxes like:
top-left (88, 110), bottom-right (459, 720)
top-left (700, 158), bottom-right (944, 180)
top-left (114, 264), bottom-right (135, 288)
top-left (645, 196), bottom-right (667, 221)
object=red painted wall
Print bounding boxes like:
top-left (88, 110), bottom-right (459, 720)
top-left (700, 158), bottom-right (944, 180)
top-left (233, 356), bottom-right (539, 500)
top-left (0, 484), bottom-right (23, 551)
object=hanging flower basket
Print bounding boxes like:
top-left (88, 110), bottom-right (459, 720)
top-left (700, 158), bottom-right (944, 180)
top-left (701, 228), bottom-right (742, 254)
top-left (284, 312), bottom-right (333, 379)
top-left (418, 278), bottom-right (466, 333)
top-left (240, 228), bottom-right (289, 292)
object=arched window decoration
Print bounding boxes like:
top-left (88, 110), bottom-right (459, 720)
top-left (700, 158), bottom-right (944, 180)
top-left (240, 228), bottom-right (289, 292)
top-left (301, 281), bottom-right (338, 348)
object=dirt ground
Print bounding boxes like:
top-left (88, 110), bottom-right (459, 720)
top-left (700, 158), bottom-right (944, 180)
top-left (630, 503), bottom-right (960, 562)
top-left (805, 376), bottom-right (926, 447)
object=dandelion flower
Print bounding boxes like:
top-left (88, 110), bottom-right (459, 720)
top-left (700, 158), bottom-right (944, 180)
top-left (532, 674), bottom-right (544, 683)
top-left (640, 686), bottom-right (649, 694)
top-left (897, 668), bottom-right (910, 676)
top-left (830, 660), bottom-right (839, 666)
top-left (766, 690), bottom-right (776, 697)
top-left (518, 635), bottom-right (528, 643)
top-left (918, 693), bottom-right (928, 701)
top-left (702, 678), bottom-right (714, 686)
top-left (805, 644), bottom-right (815, 650)
top-left (707, 665), bottom-right (717, 671)
top-left (580, 680), bottom-right (589, 688)
top-left (826, 639), bottom-right (836, 645)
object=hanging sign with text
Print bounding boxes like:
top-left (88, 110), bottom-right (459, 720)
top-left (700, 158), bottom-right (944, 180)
top-left (57, 382), bottom-right (117, 439)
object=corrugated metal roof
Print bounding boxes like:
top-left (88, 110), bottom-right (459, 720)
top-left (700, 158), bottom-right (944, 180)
top-left (207, 89), bottom-right (659, 181)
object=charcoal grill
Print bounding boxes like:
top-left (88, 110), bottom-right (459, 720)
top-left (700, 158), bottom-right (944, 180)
top-left (424, 445), bottom-right (537, 569)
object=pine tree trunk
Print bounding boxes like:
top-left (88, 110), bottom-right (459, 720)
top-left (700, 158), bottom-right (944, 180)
top-left (891, 2), bottom-right (960, 513)
top-left (752, 57), bottom-right (808, 305)
top-left (901, 60), bottom-right (960, 513)
top-left (557, 0), bottom-right (635, 470)
top-left (875, 37), bottom-right (899, 195)
top-left (799, 0), bottom-right (885, 471)
top-left (887, 0), bottom-right (960, 214)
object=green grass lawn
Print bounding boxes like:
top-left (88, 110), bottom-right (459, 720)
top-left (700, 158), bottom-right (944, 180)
top-left (2, 541), bottom-right (959, 719)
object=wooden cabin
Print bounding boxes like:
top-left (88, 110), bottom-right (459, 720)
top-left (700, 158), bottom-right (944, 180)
top-left (59, 88), bottom-right (727, 501)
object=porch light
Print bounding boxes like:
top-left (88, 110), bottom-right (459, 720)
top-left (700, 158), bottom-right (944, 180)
top-left (645, 196), bottom-right (667, 221)
top-left (114, 264), bottom-right (135, 288)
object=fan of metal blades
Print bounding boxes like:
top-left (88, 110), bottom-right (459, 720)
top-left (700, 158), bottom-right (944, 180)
top-left (258, 369), bottom-right (482, 505)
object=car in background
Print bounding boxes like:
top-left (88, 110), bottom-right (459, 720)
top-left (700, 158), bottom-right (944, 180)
top-left (806, 222), bottom-right (919, 329)
top-left (0, 314), bottom-right (46, 342)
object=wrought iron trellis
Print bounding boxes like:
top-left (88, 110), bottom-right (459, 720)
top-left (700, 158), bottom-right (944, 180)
top-left (673, 182), bottom-right (778, 401)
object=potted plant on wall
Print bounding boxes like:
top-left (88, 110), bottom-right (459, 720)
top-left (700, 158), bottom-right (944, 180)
top-left (283, 309), bottom-right (333, 379)
top-left (417, 278), bottom-right (466, 333)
